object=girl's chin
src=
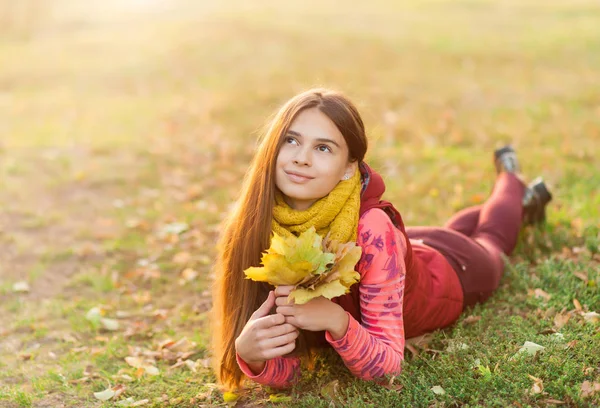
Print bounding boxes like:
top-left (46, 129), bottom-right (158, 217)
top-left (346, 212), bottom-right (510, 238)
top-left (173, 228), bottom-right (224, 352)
top-left (280, 191), bottom-right (321, 207)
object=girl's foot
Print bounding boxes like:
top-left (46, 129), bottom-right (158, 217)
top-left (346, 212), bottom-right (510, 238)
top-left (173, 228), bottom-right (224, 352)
top-left (493, 146), bottom-right (552, 225)
top-left (494, 145), bottom-right (527, 186)
top-left (494, 145), bottom-right (520, 174)
top-left (522, 177), bottom-right (553, 225)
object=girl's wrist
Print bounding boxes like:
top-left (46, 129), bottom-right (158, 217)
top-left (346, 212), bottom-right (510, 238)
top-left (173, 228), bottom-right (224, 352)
top-left (246, 360), bottom-right (267, 375)
top-left (328, 305), bottom-right (349, 340)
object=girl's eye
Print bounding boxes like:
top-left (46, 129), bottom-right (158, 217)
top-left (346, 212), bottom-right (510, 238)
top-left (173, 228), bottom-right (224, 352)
top-left (285, 136), bottom-right (298, 145)
top-left (317, 144), bottom-right (332, 153)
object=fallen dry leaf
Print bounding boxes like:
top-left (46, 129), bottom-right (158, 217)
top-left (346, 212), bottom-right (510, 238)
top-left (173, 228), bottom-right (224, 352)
top-left (446, 340), bottom-right (469, 353)
top-left (125, 218), bottom-right (151, 232)
top-left (168, 360), bottom-right (187, 371)
top-left (542, 399), bottom-right (565, 405)
top-left (132, 367), bottom-right (143, 379)
top-left (86, 307), bottom-right (119, 331)
top-left (93, 384), bottom-right (125, 401)
top-left (152, 309), bottom-right (169, 319)
top-left (566, 340), bottom-right (578, 349)
top-left (12, 281), bottom-right (30, 293)
top-left (380, 375), bottom-right (404, 391)
top-left (117, 397), bottom-right (150, 407)
top-left (90, 347), bottom-right (106, 355)
top-left (112, 374), bottom-right (134, 383)
top-left (528, 374), bottom-right (544, 395)
top-left (573, 272), bottom-right (588, 283)
top-left (573, 299), bottom-right (583, 311)
top-left (581, 381), bottom-right (600, 398)
top-left (125, 356), bottom-right (144, 368)
top-left (582, 312), bottom-right (600, 323)
top-left (125, 357), bottom-right (160, 376)
top-left (539, 328), bottom-right (557, 335)
top-left (124, 267), bottom-right (160, 282)
top-left (321, 379), bottom-right (340, 400)
top-left (431, 385), bottom-right (446, 395)
top-left (553, 312), bottom-right (570, 329)
top-left (462, 315), bottom-right (482, 325)
top-left (68, 376), bottom-right (90, 384)
top-left (116, 311), bottom-right (133, 319)
top-left (158, 339), bottom-right (176, 349)
top-left (511, 341), bottom-right (545, 360)
top-left (529, 288), bottom-right (551, 301)
top-left (167, 337), bottom-right (196, 352)
top-left (123, 321), bottom-right (150, 338)
top-left (184, 184), bottom-right (204, 201)
top-left (100, 318), bottom-right (119, 331)
top-left (173, 251), bottom-right (192, 264)
top-left (184, 359), bottom-right (199, 372)
top-left (178, 268), bottom-right (199, 285)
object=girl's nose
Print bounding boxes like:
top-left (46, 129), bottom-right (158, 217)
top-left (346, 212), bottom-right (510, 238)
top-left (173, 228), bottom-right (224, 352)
top-left (293, 148), bottom-right (311, 166)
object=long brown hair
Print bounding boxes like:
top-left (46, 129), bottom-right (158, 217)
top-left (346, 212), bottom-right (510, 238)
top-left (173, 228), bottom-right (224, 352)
top-left (211, 88), bottom-right (369, 389)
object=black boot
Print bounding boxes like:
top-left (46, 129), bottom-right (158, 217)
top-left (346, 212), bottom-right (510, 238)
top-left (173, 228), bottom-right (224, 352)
top-left (522, 177), bottom-right (553, 225)
top-left (493, 146), bottom-right (552, 225)
top-left (494, 145), bottom-right (520, 174)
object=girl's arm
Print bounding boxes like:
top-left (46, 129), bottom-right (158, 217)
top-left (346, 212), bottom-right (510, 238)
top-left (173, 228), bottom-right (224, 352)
top-left (236, 208), bottom-right (407, 386)
top-left (236, 353), bottom-right (301, 388)
top-left (324, 208), bottom-right (407, 381)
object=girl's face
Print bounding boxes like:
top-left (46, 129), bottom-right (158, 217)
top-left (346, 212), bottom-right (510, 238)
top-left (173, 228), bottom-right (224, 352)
top-left (275, 108), bottom-right (357, 211)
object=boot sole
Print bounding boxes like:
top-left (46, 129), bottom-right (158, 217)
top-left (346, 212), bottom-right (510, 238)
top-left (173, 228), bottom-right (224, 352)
top-left (523, 177), bottom-right (553, 225)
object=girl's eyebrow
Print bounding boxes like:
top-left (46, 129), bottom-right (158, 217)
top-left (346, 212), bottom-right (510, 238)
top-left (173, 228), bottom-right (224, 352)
top-left (286, 130), bottom-right (340, 148)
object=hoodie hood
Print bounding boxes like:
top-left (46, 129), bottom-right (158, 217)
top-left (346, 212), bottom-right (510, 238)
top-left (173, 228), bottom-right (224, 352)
top-left (358, 162), bottom-right (407, 232)
top-left (359, 162), bottom-right (386, 215)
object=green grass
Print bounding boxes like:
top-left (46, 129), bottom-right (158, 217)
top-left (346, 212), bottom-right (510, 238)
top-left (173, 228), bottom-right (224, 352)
top-left (0, 0), bottom-right (599, 406)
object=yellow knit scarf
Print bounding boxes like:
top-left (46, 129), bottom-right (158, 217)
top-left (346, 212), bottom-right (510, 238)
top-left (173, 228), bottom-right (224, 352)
top-left (272, 170), bottom-right (361, 243)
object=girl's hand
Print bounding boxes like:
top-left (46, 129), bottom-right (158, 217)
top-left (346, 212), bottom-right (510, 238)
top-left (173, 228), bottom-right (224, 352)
top-left (235, 291), bottom-right (300, 367)
top-left (274, 286), bottom-right (349, 339)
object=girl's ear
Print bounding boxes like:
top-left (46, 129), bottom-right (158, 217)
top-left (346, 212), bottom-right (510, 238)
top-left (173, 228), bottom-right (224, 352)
top-left (341, 161), bottom-right (359, 181)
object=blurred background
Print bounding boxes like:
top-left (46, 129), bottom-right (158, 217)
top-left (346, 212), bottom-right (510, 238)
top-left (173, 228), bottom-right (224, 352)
top-left (1, 0), bottom-right (599, 406)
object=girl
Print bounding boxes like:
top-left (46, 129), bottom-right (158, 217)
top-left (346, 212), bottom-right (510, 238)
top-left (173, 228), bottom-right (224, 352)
top-left (211, 88), bottom-right (552, 390)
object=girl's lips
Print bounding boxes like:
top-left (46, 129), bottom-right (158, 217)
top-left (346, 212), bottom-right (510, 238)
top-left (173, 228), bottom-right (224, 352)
top-left (285, 171), bottom-right (314, 184)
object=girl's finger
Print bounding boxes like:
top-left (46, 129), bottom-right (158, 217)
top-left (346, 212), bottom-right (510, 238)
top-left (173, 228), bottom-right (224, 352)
top-left (262, 340), bottom-right (297, 360)
top-left (276, 305), bottom-right (295, 316)
top-left (274, 286), bottom-right (294, 297)
top-left (275, 295), bottom-right (294, 307)
top-left (260, 330), bottom-right (299, 350)
top-left (262, 323), bottom-right (298, 339)
top-left (283, 315), bottom-right (299, 327)
top-left (254, 312), bottom-right (285, 329)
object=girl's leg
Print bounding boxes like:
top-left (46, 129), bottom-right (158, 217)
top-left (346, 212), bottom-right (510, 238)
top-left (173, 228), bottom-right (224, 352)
top-left (470, 172), bottom-right (525, 256)
top-left (443, 205), bottom-right (482, 236)
top-left (407, 172), bottom-right (525, 308)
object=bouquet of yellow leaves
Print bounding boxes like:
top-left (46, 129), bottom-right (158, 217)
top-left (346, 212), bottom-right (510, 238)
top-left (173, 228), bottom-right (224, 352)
top-left (244, 227), bottom-right (362, 305)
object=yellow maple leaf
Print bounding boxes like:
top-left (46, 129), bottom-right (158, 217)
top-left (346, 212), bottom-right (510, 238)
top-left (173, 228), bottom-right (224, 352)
top-left (289, 280), bottom-right (348, 304)
top-left (244, 227), bottom-right (361, 304)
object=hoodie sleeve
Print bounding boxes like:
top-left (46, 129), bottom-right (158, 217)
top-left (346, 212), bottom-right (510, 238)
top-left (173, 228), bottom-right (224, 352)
top-left (236, 352), bottom-right (301, 388)
top-left (324, 208), bottom-right (407, 381)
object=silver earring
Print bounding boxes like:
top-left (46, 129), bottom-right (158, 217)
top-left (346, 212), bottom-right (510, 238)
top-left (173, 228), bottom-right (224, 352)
top-left (342, 173), bottom-right (350, 180)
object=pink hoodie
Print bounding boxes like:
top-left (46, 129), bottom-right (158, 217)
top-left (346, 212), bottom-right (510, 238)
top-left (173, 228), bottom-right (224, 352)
top-left (236, 163), bottom-right (463, 388)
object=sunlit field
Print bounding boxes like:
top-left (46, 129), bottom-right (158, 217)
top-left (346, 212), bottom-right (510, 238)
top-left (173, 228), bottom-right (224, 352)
top-left (1, 0), bottom-right (599, 406)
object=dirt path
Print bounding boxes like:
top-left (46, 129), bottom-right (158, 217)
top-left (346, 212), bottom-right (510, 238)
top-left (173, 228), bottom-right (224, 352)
top-left (0, 146), bottom-right (145, 321)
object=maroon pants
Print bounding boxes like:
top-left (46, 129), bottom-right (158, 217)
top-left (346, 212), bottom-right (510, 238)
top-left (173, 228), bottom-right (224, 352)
top-left (405, 173), bottom-right (525, 309)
